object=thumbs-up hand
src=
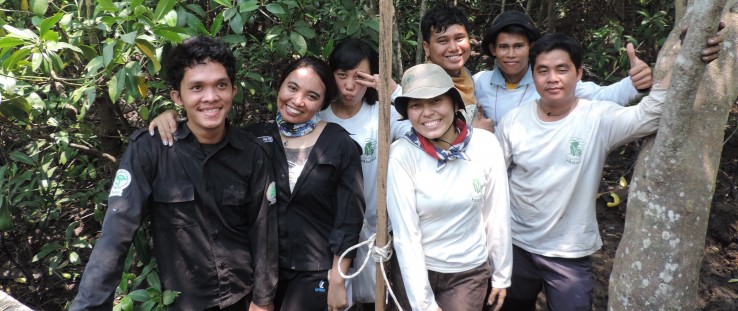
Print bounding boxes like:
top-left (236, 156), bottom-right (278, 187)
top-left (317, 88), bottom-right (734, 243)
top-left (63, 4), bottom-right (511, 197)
top-left (626, 43), bottom-right (653, 92)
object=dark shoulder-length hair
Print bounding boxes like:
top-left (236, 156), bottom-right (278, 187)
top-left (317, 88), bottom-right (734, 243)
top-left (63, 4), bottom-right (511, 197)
top-left (328, 38), bottom-right (379, 105)
top-left (278, 56), bottom-right (337, 110)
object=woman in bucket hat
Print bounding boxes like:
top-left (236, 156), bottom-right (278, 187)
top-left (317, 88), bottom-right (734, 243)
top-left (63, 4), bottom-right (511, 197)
top-left (387, 63), bottom-right (511, 311)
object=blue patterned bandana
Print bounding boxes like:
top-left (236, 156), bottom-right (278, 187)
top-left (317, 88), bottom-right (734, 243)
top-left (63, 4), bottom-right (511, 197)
top-left (276, 112), bottom-right (321, 137)
top-left (402, 119), bottom-right (472, 171)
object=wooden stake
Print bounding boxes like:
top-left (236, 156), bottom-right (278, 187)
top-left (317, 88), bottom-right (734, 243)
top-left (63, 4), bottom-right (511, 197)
top-left (376, 1), bottom-right (394, 310)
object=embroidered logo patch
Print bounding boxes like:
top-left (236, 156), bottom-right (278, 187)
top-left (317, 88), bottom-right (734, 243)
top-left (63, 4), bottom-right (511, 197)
top-left (109, 169), bottom-right (132, 197)
top-left (314, 280), bottom-right (326, 293)
top-left (566, 137), bottom-right (586, 165)
top-left (258, 135), bottom-right (273, 143)
top-left (360, 138), bottom-right (377, 163)
top-left (267, 181), bottom-right (277, 205)
top-left (470, 178), bottom-right (484, 203)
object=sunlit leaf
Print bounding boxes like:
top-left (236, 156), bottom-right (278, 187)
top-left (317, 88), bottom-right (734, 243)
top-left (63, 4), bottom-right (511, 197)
top-left (2, 25), bottom-right (37, 40)
top-left (121, 31), bottom-right (138, 45)
top-left (137, 76), bottom-right (148, 97)
top-left (69, 251), bottom-right (80, 265)
top-left (29, 0), bottom-right (48, 16)
top-left (31, 52), bottom-right (42, 71)
top-left (153, 0), bottom-right (176, 22)
top-left (127, 289), bottom-right (151, 302)
top-left (213, 0), bottom-right (231, 7)
top-left (32, 242), bottom-right (61, 262)
top-left (135, 39), bottom-right (161, 72)
top-left (102, 41), bottom-right (115, 66)
top-left (0, 37), bottom-right (24, 48)
top-left (162, 290), bottom-right (180, 305)
top-left (108, 69), bottom-right (125, 101)
top-left (118, 296), bottom-right (133, 311)
top-left (97, 0), bottom-right (117, 12)
top-left (38, 13), bottom-right (62, 38)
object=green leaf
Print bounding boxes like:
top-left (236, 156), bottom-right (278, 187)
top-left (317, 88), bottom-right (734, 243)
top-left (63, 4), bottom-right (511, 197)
top-left (221, 34), bottom-right (246, 44)
top-left (108, 69), bottom-right (125, 101)
top-left (152, 28), bottom-right (185, 43)
top-left (289, 32), bottom-right (307, 55)
top-left (238, 1), bottom-right (259, 12)
top-left (0, 37), bottom-right (24, 48)
top-left (69, 251), bottom-right (81, 265)
top-left (0, 198), bottom-right (12, 231)
top-left (153, 0), bottom-right (176, 22)
top-left (2, 25), bottom-right (37, 40)
top-left (186, 14), bottom-right (208, 35)
top-left (29, 0), bottom-right (48, 16)
top-left (162, 290), bottom-right (180, 305)
top-left (120, 31), bottom-right (138, 45)
top-left (118, 296), bottom-right (133, 311)
top-left (96, 0), bottom-right (117, 12)
top-left (186, 4), bottom-right (206, 17)
top-left (729, 278), bottom-right (738, 283)
top-left (210, 12), bottom-right (224, 35)
top-left (46, 41), bottom-right (83, 53)
top-left (213, 0), bottom-right (231, 7)
top-left (102, 41), bottom-right (115, 66)
top-left (265, 3), bottom-right (285, 15)
top-left (147, 271), bottom-right (161, 291)
top-left (127, 289), bottom-right (151, 302)
top-left (0, 95), bottom-right (31, 122)
top-left (294, 21), bottom-right (316, 39)
top-left (229, 11), bottom-right (244, 35)
top-left (130, 0), bottom-right (145, 9)
top-left (31, 52), bottom-right (42, 71)
top-left (9, 151), bottom-right (35, 165)
top-left (32, 242), bottom-right (62, 262)
top-left (38, 13), bottom-right (62, 38)
top-left (65, 221), bottom-right (79, 241)
top-left (135, 39), bottom-right (160, 72)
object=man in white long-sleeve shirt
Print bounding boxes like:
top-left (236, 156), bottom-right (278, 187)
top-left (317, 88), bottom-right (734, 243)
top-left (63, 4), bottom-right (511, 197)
top-left (494, 33), bottom-right (671, 311)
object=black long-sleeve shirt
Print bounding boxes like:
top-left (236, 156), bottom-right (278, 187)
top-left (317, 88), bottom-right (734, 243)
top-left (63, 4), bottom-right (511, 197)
top-left (247, 122), bottom-right (365, 271)
top-left (71, 124), bottom-right (278, 310)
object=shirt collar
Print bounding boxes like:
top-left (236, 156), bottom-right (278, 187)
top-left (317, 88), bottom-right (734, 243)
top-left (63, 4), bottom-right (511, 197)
top-left (490, 64), bottom-right (535, 88)
top-left (173, 120), bottom-right (247, 150)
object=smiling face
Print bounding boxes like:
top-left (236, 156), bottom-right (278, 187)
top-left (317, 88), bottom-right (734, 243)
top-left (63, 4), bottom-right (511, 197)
top-left (492, 32), bottom-right (532, 84)
top-left (406, 94), bottom-right (458, 147)
top-left (334, 59), bottom-right (371, 108)
top-left (532, 49), bottom-right (583, 108)
top-left (423, 24), bottom-right (471, 77)
top-left (277, 67), bottom-right (326, 124)
top-left (171, 60), bottom-right (235, 143)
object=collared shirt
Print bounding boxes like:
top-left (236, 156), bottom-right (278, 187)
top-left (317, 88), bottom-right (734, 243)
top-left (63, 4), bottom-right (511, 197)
top-left (71, 123), bottom-right (278, 311)
top-left (247, 122), bottom-right (365, 271)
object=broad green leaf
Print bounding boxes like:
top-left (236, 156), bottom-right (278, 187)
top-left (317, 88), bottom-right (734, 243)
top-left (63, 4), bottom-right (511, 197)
top-left (96, 0), bottom-right (117, 12)
top-left (289, 32), bottom-right (307, 55)
top-left (41, 30), bottom-right (59, 42)
top-left (32, 242), bottom-right (62, 262)
top-left (186, 14), bottom-right (208, 35)
top-left (69, 251), bottom-right (80, 265)
top-left (229, 11), bottom-right (244, 35)
top-left (265, 3), bottom-right (285, 15)
top-left (65, 221), bottom-right (79, 240)
top-left (135, 39), bottom-right (160, 72)
top-left (244, 72), bottom-right (264, 82)
top-left (102, 41), bottom-right (115, 66)
top-left (162, 290), bottom-right (179, 305)
top-left (38, 13), bottom-right (62, 38)
top-left (221, 34), bottom-right (246, 44)
top-left (130, 0), bottom-right (145, 9)
top-left (186, 4), bottom-right (206, 17)
top-left (140, 301), bottom-right (156, 311)
top-left (265, 26), bottom-right (283, 41)
top-left (294, 22), bottom-right (316, 39)
top-left (9, 151), bottom-right (34, 165)
top-left (153, 0), bottom-right (176, 22)
top-left (118, 296), bottom-right (133, 311)
top-left (137, 76), bottom-right (148, 98)
top-left (238, 1), bottom-right (259, 12)
top-left (108, 69), bottom-right (125, 101)
top-left (0, 198), bottom-right (12, 231)
top-left (46, 41), bottom-right (83, 53)
top-left (223, 7), bottom-right (236, 20)
top-left (0, 95), bottom-right (31, 121)
top-left (0, 166), bottom-right (6, 189)
top-left (210, 12), bottom-right (224, 35)
top-left (70, 239), bottom-right (92, 249)
top-left (127, 289), bottom-right (151, 302)
top-left (213, 0), bottom-right (231, 7)
top-left (29, 0), bottom-right (48, 16)
top-left (152, 28), bottom-right (184, 43)
top-left (163, 9), bottom-right (178, 27)
top-left (120, 31), bottom-right (137, 45)
top-left (31, 52), bottom-right (42, 71)
top-left (147, 272), bottom-right (161, 291)
top-left (346, 21), bottom-right (359, 36)
top-left (0, 37), bottom-right (24, 48)
top-left (2, 25), bottom-right (37, 40)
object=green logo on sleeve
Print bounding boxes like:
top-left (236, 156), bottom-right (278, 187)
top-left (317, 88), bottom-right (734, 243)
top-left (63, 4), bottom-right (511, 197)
top-left (109, 169), bottom-right (132, 197)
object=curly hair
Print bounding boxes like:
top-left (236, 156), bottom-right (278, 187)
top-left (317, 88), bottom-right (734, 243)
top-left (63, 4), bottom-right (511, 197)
top-left (164, 36), bottom-right (236, 91)
top-left (420, 4), bottom-right (471, 43)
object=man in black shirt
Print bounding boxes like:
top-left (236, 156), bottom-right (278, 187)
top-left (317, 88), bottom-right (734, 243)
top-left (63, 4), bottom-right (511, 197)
top-left (71, 36), bottom-right (278, 311)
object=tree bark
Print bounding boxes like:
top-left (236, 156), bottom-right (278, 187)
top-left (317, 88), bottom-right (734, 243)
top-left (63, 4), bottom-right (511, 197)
top-left (608, 1), bottom-right (738, 310)
top-left (545, 0), bottom-right (555, 32)
top-left (415, 0), bottom-right (428, 65)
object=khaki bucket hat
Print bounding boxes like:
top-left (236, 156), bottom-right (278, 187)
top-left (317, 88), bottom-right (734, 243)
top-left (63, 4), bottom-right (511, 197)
top-left (394, 63), bottom-right (464, 120)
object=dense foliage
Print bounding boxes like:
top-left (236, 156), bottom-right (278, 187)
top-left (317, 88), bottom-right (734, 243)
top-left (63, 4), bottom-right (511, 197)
top-left (0, 0), bottom-right (681, 309)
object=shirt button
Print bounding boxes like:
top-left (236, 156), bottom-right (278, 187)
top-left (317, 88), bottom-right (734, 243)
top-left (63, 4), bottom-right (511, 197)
top-left (280, 174), bottom-right (286, 179)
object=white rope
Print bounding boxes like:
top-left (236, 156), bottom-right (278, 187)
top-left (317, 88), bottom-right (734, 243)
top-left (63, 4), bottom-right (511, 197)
top-left (337, 233), bottom-right (404, 311)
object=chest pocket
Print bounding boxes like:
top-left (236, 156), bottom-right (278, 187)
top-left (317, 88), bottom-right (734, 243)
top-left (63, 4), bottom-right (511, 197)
top-left (311, 154), bottom-right (341, 195)
top-left (222, 185), bottom-right (253, 226)
top-left (152, 182), bottom-right (196, 228)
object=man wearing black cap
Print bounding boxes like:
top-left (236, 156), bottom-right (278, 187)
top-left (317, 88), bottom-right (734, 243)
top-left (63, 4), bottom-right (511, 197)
top-left (474, 10), bottom-right (655, 128)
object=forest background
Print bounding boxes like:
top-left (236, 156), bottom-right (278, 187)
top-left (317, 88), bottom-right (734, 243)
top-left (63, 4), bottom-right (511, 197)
top-left (0, 0), bottom-right (736, 310)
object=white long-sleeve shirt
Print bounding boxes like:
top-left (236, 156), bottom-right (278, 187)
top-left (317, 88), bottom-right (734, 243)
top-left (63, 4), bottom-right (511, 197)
top-left (474, 65), bottom-right (641, 125)
top-left (387, 129), bottom-right (512, 311)
top-left (495, 89), bottom-right (666, 258)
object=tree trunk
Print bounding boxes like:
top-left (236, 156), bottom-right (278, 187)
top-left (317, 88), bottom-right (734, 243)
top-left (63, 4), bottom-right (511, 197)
top-left (608, 1), bottom-right (738, 310)
top-left (415, 0), bottom-right (428, 65)
top-left (545, 0), bottom-right (555, 33)
top-left (676, 0), bottom-right (688, 22)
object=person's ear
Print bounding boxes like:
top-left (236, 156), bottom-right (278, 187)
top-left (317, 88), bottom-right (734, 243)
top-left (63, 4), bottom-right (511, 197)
top-left (489, 43), bottom-right (496, 58)
top-left (576, 67), bottom-right (584, 81)
top-left (170, 90), bottom-right (183, 107)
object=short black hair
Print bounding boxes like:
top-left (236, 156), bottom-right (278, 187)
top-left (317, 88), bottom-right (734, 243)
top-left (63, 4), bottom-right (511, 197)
top-left (421, 4), bottom-right (470, 43)
top-left (328, 38), bottom-right (379, 105)
top-left (494, 24), bottom-right (537, 46)
top-left (165, 36), bottom-right (236, 91)
top-left (529, 33), bottom-right (584, 71)
top-left (278, 56), bottom-right (337, 110)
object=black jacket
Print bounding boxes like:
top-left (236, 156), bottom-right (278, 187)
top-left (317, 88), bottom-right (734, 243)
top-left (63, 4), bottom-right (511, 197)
top-left (247, 122), bottom-right (365, 271)
top-left (71, 124), bottom-right (278, 310)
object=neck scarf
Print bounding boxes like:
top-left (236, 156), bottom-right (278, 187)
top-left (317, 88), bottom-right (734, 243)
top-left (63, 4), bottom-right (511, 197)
top-left (451, 68), bottom-right (477, 105)
top-left (276, 112), bottom-right (320, 137)
top-left (403, 119), bottom-right (472, 171)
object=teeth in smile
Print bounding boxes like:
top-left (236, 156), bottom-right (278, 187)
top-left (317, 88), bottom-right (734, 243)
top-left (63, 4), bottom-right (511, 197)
top-left (202, 108), bottom-right (220, 113)
top-left (423, 120), bottom-right (439, 127)
top-left (287, 106), bottom-right (301, 114)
